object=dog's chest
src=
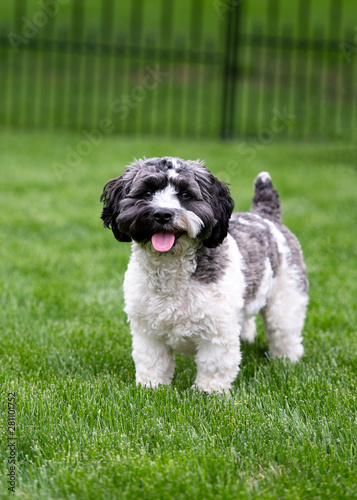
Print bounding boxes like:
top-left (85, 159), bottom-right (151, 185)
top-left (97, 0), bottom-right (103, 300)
top-left (123, 249), bottom-right (228, 348)
top-left (125, 257), bottom-right (212, 321)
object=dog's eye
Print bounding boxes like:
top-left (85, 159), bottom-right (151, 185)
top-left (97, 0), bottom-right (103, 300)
top-left (143, 191), bottom-right (153, 199)
top-left (180, 191), bottom-right (191, 200)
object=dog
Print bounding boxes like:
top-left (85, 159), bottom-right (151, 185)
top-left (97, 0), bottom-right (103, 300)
top-left (101, 157), bottom-right (308, 393)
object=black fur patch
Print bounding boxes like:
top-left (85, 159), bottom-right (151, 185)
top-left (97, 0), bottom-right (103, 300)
top-left (192, 239), bottom-right (230, 284)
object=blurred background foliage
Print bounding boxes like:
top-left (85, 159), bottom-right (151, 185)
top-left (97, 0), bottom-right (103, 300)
top-left (0, 0), bottom-right (356, 139)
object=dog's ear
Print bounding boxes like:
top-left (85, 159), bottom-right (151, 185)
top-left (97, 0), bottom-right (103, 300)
top-left (202, 175), bottom-right (234, 248)
top-left (100, 175), bottom-right (132, 242)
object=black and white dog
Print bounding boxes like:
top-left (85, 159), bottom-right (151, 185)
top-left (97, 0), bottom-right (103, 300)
top-left (101, 157), bottom-right (308, 393)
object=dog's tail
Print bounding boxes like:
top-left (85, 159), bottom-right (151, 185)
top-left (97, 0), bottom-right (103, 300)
top-left (251, 172), bottom-right (282, 223)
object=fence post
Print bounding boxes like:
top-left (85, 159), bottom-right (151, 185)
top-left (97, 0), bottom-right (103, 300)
top-left (221, 0), bottom-right (241, 139)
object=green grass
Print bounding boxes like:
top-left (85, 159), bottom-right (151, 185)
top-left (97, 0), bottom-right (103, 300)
top-left (0, 130), bottom-right (356, 499)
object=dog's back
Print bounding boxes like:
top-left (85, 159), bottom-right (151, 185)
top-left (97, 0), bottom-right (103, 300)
top-left (228, 172), bottom-right (308, 359)
top-left (229, 172), bottom-right (308, 304)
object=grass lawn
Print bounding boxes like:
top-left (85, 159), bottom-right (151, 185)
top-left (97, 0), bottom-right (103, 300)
top-left (0, 130), bottom-right (356, 499)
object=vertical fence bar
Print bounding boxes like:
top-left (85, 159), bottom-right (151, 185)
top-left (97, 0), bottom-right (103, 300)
top-left (62, 0), bottom-right (84, 129)
top-left (105, 2), bottom-right (119, 135)
top-left (303, 8), bottom-right (315, 138)
top-left (23, 34), bottom-right (39, 129)
top-left (88, 0), bottom-right (101, 130)
top-left (238, 18), bottom-right (252, 135)
top-left (255, 12), bottom-right (268, 131)
top-left (32, 2), bottom-right (54, 129)
top-left (132, 0), bottom-right (144, 136)
top-left (138, 5), bottom-right (158, 136)
top-left (352, 30), bottom-right (357, 142)
top-left (16, 0), bottom-right (28, 128)
top-left (319, 0), bottom-right (341, 136)
top-left (177, 0), bottom-right (202, 138)
top-left (82, 6), bottom-right (98, 131)
top-left (341, 26), bottom-right (352, 139)
top-left (307, 25), bottom-right (324, 138)
top-left (28, 25), bottom-right (41, 128)
top-left (105, 0), bottom-right (117, 134)
top-left (94, 0), bottom-right (114, 129)
top-left (227, 0), bottom-right (240, 138)
top-left (245, 23), bottom-right (263, 136)
top-left (7, 0), bottom-right (26, 126)
top-left (156, 0), bottom-right (174, 136)
top-left (221, 0), bottom-right (240, 138)
top-left (257, 0), bottom-right (276, 132)
top-left (123, 0), bottom-right (143, 135)
top-left (312, 25), bottom-right (324, 138)
top-left (293, 0), bottom-right (311, 138)
top-left (176, 31), bottom-right (188, 138)
top-left (318, 22), bottom-right (328, 138)
top-left (75, 1), bottom-right (87, 131)
top-left (220, 0), bottom-right (233, 138)
top-left (327, 0), bottom-right (342, 138)
top-left (2, 26), bottom-right (11, 127)
top-left (287, 11), bottom-right (297, 138)
top-left (280, 23), bottom-right (293, 133)
top-left (202, 37), bottom-right (218, 137)
top-left (186, 0), bottom-right (204, 137)
top-left (61, 2), bottom-right (72, 128)
top-left (45, 40), bottom-right (55, 133)
top-left (333, 0), bottom-right (343, 137)
top-left (172, 0), bottom-right (188, 137)
top-left (49, 11), bottom-right (64, 130)
top-left (116, 30), bottom-right (129, 134)
top-left (73, 0), bottom-right (85, 130)
top-left (272, 2), bottom-right (285, 129)
top-left (39, 3), bottom-right (57, 130)
top-left (139, 32), bottom-right (153, 135)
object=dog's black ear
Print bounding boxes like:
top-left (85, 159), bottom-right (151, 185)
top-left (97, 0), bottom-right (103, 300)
top-left (100, 176), bottom-right (132, 242)
top-left (203, 176), bottom-right (234, 248)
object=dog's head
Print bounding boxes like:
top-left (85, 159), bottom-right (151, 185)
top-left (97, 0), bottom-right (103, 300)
top-left (100, 157), bottom-right (234, 252)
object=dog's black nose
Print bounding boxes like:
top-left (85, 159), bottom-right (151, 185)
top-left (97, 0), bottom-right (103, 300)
top-left (153, 209), bottom-right (173, 224)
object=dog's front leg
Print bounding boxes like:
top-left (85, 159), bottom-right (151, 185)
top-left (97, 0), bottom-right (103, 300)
top-left (131, 327), bottom-right (175, 388)
top-left (193, 339), bottom-right (241, 394)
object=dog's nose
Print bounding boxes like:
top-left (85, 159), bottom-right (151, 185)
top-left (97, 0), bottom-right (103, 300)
top-left (153, 209), bottom-right (173, 224)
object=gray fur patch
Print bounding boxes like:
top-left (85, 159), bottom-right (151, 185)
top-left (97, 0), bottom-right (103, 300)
top-left (251, 173), bottom-right (282, 223)
top-left (278, 224), bottom-right (309, 293)
top-left (229, 213), bottom-right (280, 304)
top-left (192, 239), bottom-right (230, 284)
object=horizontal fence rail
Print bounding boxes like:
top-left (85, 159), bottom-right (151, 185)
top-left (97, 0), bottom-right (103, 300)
top-left (0, 0), bottom-right (356, 140)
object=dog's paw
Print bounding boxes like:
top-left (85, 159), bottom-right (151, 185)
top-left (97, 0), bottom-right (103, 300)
top-left (191, 383), bottom-right (232, 397)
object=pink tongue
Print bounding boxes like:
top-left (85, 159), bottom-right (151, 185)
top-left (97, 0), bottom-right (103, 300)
top-left (151, 232), bottom-right (175, 252)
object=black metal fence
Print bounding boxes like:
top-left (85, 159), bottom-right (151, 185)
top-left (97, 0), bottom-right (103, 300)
top-left (0, 0), bottom-right (356, 140)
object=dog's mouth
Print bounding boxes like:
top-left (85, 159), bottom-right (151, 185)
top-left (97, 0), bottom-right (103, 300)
top-left (151, 231), bottom-right (185, 252)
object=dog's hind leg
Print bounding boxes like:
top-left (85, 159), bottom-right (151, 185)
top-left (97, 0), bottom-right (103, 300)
top-left (261, 272), bottom-right (308, 362)
top-left (240, 316), bottom-right (257, 343)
